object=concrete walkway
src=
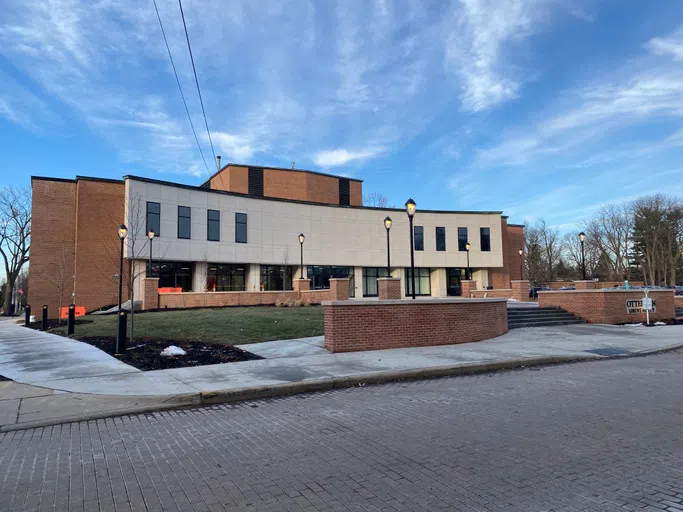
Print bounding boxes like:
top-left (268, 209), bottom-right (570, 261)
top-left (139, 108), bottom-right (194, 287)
top-left (2, 317), bottom-right (682, 394)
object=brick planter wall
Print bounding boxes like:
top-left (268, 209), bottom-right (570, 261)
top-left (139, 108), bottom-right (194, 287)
top-left (323, 298), bottom-right (508, 353)
top-left (470, 289), bottom-right (512, 299)
top-left (142, 278), bottom-right (159, 310)
top-left (460, 280), bottom-right (477, 298)
top-left (538, 289), bottom-right (675, 324)
top-left (511, 280), bottom-right (530, 301)
top-left (378, 278), bottom-right (401, 300)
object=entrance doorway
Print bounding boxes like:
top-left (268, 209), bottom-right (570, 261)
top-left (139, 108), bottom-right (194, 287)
top-left (447, 268), bottom-right (464, 296)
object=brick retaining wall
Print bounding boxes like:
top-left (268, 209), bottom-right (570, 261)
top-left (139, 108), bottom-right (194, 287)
top-left (470, 289), bottom-right (512, 299)
top-left (538, 289), bottom-right (674, 324)
top-left (323, 298), bottom-right (508, 353)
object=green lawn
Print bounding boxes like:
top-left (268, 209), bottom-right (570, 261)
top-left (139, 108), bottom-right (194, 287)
top-left (49, 306), bottom-right (324, 345)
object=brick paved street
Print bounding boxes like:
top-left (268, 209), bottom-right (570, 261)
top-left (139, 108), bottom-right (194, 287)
top-left (1, 352), bottom-right (683, 512)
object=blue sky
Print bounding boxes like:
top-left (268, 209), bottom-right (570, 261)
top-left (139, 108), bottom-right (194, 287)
top-left (2, 0), bottom-right (683, 229)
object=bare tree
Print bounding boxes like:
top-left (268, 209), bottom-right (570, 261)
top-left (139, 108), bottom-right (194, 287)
top-left (124, 193), bottom-right (149, 344)
top-left (561, 230), bottom-right (599, 279)
top-left (281, 247), bottom-right (290, 290)
top-left (584, 203), bottom-right (633, 280)
top-left (538, 219), bottom-right (561, 283)
top-left (45, 247), bottom-right (71, 325)
top-left (363, 192), bottom-right (393, 208)
top-left (0, 186), bottom-right (31, 316)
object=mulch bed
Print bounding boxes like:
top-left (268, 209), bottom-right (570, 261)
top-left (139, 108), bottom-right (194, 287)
top-left (76, 337), bottom-right (263, 371)
top-left (24, 319), bottom-right (93, 330)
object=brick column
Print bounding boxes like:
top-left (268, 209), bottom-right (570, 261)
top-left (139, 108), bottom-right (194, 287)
top-left (378, 278), bottom-right (401, 300)
top-left (142, 278), bottom-right (159, 311)
top-left (574, 280), bottom-right (599, 290)
top-left (511, 280), bottom-right (530, 301)
top-left (293, 278), bottom-right (311, 298)
top-left (460, 280), bottom-right (477, 298)
top-left (329, 278), bottom-right (350, 300)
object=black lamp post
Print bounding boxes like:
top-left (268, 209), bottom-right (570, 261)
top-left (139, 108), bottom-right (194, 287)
top-left (579, 231), bottom-right (586, 280)
top-left (147, 228), bottom-right (155, 277)
top-left (405, 199), bottom-right (417, 299)
top-left (116, 224), bottom-right (128, 354)
top-left (465, 241), bottom-right (471, 280)
top-left (518, 248), bottom-right (524, 279)
top-left (384, 216), bottom-right (392, 276)
top-left (298, 233), bottom-right (305, 280)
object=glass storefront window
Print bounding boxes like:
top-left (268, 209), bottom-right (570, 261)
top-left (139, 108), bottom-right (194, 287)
top-left (405, 268), bottom-right (431, 296)
top-left (306, 266), bottom-right (355, 297)
top-left (362, 267), bottom-right (390, 297)
top-left (146, 261), bottom-right (192, 291)
top-left (206, 263), bottom-right (246, 291)
top-left (260, 265), bottom-right (293, 291)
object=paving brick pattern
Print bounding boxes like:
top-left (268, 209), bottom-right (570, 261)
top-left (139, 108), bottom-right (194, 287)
top-left (2, 352), bottom-right (683, 511)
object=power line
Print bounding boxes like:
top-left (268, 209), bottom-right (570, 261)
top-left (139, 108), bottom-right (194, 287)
top-left (177, 0), bottom-right (218, 170)
top-left (152, 0), bottom-right (211, 175)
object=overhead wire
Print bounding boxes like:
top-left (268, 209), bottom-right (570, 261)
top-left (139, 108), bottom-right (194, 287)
top-left (152, 0), bottom-right (211, 175)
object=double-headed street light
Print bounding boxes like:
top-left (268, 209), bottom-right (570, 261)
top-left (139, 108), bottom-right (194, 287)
top-left (579, 231), bottom-right (586, 280)
top-left (518, 248), bottom-right (524, 279)
top-left (384, 216), bottom-right (392, 276)
top-left (116, 224), bottom-right (128, 354)
top-left (298, 233), bottom-right (305, 279)
top-left (465, 241), bottom-right (471, 280)
top-left (405, 199), bottom-right (417, 299)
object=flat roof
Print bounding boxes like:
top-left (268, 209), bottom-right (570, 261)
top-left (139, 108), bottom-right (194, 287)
top-left (200, 162), bottom-right (363, 188)
top-left (124, 175), bottom-right (505, 216)
top-left (32, 175), bottom-right (124, 185)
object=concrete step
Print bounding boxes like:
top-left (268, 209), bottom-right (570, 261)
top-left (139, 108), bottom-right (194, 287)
top-left (508, 314), bottom-right (580, 323)
top-left (508, 319), bottom-right (585, 329)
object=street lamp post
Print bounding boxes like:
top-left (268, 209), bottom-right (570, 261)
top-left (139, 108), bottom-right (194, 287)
top-left (518, 248), bottom-right (524, 279)
top-left (405, 199), bottom-right (417, 299)
top-left (384, 216), bottom-right (392, 276)
top-left (116, 224), bottom-right (128, 354)
top-left (579, 232), bottom-right (586, 280)
top-left (465, 241), bottom-right (471, 280)
top-left (298, 233), bottom-right (305, 280)
top-left (147, 229), bottom-right (155, 277)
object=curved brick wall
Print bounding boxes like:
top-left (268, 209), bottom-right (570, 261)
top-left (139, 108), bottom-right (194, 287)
top-left (538, 289), bottom-right (675, 324)
top-left (323, 298), bottom-right (508, 353)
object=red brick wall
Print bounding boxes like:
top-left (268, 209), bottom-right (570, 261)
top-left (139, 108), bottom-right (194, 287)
top-left (73, 179), bottom-right (125, 313)
top-left (159, 291), bottom-right (300, 308)
top-left (324, 299), bottom-right (508, 353)
top-left (349, 180), bottom-right (362, 206)
top-left (539, 290), bottom-right (675, 323)
top-left (329, 278), bottom-right (350, 300)
top-left (29, 178), bottom-right (77, 317)
top-left (461, 280), bottom-right (477, 297)
top-left (264, 168), bottom-right (308, 200)
top-left (306, 173), bottom-right (339, 204)
top-left (378, 278), bottom-right (401, 300)
top-left (209, 165), bottom-right (248, 194)
top-left (470, 289), bottom-right (512, 299)
top-left (142, 278), bottom-right (159, 310)
top-left (511, 280), bottom-right (530, 301)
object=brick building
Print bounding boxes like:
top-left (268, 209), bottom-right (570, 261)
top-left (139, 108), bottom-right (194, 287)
top-left (30, 163), bottom-right (525, 316)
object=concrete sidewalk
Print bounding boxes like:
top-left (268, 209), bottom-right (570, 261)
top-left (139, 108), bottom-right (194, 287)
top-left (1, 318), bottom-right (682, 430)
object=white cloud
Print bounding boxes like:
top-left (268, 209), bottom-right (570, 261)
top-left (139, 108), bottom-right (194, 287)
top-left (646, 28), bottom-right (683, 61)
top-left (313, 148), bottom-right (383, 167)
top-left (212, 132), bottom-right (258, 162)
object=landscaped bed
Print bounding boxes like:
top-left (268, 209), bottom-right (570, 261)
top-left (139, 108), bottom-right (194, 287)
top-left (25, 306), bottom-right (324, 371)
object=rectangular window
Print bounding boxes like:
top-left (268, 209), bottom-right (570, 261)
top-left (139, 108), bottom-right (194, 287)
top-left (260, 265), bottom-right (293, 291)
top-left (414, 225), bottom-right (424, 251)
top-left (206, 263), bottom-right (246, 292)
top-left (306, 266), bottom-right (355, 298)
top-left (339, 178), bottom-right (350, 206)
top-left (146, 261), bottom-right (192, 291)
top-left (405, 268), bottom-right (431, 296)
top-left (436, 227), bottom-right (446, 251)
top-left (362, 267), bottom-right (389, 297)
top-left (146, 201), bottom-right (160, 237)
top-left (235, 213), bottom-right (247, 243)
top-left (248, 167), bottom-right (264, 196)
top-left (480, 227), bottom-right (491, 252)
top-left (458, 227), bottom-right (468, 251)
top-left (177, 206), bottom-right (191, 239)
top-left (207, 209), bottom-right (220, 241)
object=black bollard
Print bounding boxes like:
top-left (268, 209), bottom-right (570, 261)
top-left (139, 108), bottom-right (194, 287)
top-left (41, 305), bottom-right (48, 331)
top-left (115, 310), bottom-right (127, 354)
top-left (25, 305), bottom-right (31, 327)
top-left (67, 304), bottom-right (76, 336)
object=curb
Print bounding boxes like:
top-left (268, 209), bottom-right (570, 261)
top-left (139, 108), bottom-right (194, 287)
top-left (3, 346), bottom-right (682, 432)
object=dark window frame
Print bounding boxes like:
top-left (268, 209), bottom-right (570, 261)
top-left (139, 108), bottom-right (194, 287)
top-left (306, 265), bottom-right (355, 298)
top-left (405, 268), bottom-right (431, 296)
top-left (458, 227), bottom-right (468, 251)
top-left (414, 225), bottom-right (424, 251)
top-left (362, 267), bottom-right (390, 297)
top-left (260, 265), bottom-right (294, 291)
top-left (206, 263), bottom-right (246, 292)
top-left (207, 209), bottom-right (220, 241)
top-left (480, 227), bottom-right (491, 252)
top-left (177, 206), bottom-right (191, 239)
top-left (146, 201), bottom-right (160, 237)
top-left (235, 212), bottom-right (247, 243)
top-left (436, 227), bottom-right (446, 251)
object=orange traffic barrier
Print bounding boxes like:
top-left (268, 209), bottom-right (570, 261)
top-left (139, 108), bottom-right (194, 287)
top-left (59, 306), bottom-right (86, 319)
top-left (158, 287), bottom-right (182, 294)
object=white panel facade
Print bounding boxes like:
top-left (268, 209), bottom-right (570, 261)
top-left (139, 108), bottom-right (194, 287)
top-left (125, 178), bottom-right (505, 270)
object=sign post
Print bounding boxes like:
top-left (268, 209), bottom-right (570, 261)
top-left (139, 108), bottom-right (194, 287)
top-left (643, 289), bottom-right (651, 325)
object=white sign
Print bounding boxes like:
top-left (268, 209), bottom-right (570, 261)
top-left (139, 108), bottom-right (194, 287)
top-left (626, 298), bottom-right (656, 314)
